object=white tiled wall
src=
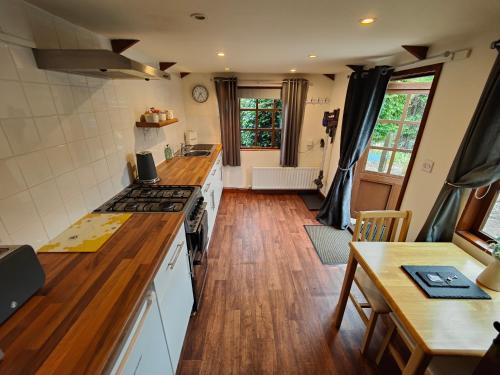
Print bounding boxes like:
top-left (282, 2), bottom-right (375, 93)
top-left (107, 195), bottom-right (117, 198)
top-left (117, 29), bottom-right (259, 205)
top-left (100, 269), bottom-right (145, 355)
top-left (0, 0), bottom-right (187, 249)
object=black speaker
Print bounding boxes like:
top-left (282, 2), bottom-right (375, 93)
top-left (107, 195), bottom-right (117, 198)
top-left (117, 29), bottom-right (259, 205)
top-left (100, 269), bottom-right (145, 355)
top-left (136, 151), bottom-right (160, 183)
top-left (0, 245), bottom-right (45, 324)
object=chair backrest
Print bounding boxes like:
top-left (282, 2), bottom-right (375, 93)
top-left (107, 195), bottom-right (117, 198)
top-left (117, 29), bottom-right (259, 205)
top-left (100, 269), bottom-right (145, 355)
top-left (352, 210), bottom-right (412, 242)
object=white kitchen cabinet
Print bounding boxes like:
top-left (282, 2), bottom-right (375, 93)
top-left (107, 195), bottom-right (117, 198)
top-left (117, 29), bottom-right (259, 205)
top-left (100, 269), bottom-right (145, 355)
top-left (154, 223), bottom-right (193, 373)
top-left (110, 291), bottom-right (173, 375)
top-left (202, 153), bottom-right (223, 246)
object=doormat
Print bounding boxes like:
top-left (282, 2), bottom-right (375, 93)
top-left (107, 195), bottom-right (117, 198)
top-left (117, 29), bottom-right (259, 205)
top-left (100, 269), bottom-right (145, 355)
top-left (299, 191), bottom-right (325, 210)
top-left (304, 225), bottom-right (352, 265)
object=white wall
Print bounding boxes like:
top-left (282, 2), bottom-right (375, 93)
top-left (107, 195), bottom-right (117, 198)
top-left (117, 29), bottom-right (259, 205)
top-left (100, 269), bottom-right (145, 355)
top-left (181, 73), bottom-right (335, 188)
top-left (0, 0), bottom-right (187, 249)
top-left (322, 31), bottom-right (499, 262)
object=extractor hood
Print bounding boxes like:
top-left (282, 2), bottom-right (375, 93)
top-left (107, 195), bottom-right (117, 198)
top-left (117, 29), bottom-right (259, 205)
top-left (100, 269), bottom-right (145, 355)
top-left (32, 49), bottom-right (170, 80)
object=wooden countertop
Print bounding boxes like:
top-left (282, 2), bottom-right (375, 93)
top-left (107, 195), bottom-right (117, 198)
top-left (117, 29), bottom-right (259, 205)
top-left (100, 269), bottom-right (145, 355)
top-left (0, 213), bottom-right (185, 375)
top-left (156, 144), bottom-right (222, 186)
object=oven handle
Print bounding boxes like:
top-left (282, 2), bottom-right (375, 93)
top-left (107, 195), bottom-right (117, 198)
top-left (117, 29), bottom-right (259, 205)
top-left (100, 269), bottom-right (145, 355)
top-left (168, 241), bottom-right (185, 269)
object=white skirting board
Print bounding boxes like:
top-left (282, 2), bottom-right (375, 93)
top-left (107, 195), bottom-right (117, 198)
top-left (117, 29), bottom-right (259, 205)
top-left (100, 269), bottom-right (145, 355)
top-left (251, 167), bottom-right (319, 190)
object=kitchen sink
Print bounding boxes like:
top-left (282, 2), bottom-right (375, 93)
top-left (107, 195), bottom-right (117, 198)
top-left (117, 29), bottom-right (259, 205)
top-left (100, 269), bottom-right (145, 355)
top-left (183, 150), bottom-right (211, 157)
top-left (190, 144), bottom-right (215, 151)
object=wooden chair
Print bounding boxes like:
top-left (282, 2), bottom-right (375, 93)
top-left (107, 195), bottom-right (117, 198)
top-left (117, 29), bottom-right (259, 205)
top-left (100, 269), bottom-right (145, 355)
top-left (350, 210), bottom-right (412, 355)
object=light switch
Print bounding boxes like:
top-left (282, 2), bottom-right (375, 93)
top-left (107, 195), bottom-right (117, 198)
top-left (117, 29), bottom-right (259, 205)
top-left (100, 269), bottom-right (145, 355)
top-left (422, 159), bottom-right (434, 173)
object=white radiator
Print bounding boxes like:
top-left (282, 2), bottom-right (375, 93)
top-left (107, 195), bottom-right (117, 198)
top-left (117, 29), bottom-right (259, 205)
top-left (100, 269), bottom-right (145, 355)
top-left (252, 167), bottom-right (319, 190)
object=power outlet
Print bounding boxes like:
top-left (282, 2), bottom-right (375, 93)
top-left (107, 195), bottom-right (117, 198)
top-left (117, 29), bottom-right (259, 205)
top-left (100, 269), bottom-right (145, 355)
top-left (422, 159), bottom-right (434, 173)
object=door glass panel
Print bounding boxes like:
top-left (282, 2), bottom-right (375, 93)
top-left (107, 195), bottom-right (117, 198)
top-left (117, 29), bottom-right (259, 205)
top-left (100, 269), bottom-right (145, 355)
top-left (371, 122), bottom-right (398, 147)
top-left (406, 94), bottom-right (428, 121)
top-left (240, 130), bottom-right (255, 147)
top-left (379, 94), bottom-right (406, 120)
top-left (240, 111), bottom-right (256, 128)
top-left (365, 149), bottom-right (392, 173)
top-left (390, 151), bottom-right (411, 176)
top-left (240, 98), bottom-right (256, 109)
top-left (275, 129), bottom-right (281, 147)
top-left (398, 124), bottom-right (419, 150)
top-left (481, 193), bottom-right (500, 238)
top-left (258, 111), bottom-right (272, 128)
top-left (257, 130), bottom-right (272, 147)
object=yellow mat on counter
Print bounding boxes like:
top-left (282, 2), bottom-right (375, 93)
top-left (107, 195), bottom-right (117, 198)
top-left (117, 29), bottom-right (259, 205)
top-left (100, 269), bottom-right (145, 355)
top-left (38, 213), bottom-right (133, 253)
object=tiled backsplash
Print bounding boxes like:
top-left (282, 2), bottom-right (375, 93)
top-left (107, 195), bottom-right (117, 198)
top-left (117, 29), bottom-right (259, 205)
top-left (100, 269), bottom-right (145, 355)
top-left (0, 0), bottom-right (187, 248)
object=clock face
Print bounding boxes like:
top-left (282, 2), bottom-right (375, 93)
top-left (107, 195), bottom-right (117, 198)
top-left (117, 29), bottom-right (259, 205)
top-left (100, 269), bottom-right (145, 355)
top-left (192, 85), bottom-right (209, 103)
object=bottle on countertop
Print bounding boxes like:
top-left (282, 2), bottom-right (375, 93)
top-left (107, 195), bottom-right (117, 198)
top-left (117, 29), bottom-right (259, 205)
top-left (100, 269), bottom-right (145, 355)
top-left (164, 144), bottom-right (173, 160)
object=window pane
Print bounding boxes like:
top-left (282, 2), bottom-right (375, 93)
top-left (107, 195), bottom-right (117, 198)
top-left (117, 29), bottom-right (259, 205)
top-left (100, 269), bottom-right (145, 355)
top-left (275, 129), bottom-right (281, 147)
top-left (241, 130), bottom-right (255, 147)
top-left (258, 99), bottom-right (274, 109)
top-left (276, 99), bottom-right (282, 109)
top-left (406, 94), bottom-right (428, 121)
top-left (390, 151), bottom-right (411, 176)
top-left (257, 130), bottom-right (272, 147)
top-left (240, 111), bottom-right (256, 129)
top-left (481, 194), bottom-right (500, 239)
top-left (371, 122), bottom-right (398, 147)
top-left (398, 124), bottom-right (419, 150)
top-left (258, 111), bottom-right (273, 128)
top-left (379, 94), bottom-right (406, 120)
top-left (275, 111), bottom-right (282, 128)
top-left (240, 98), bottom-right (256, 109)
top-left (365, 149), bottom-right (392, 173)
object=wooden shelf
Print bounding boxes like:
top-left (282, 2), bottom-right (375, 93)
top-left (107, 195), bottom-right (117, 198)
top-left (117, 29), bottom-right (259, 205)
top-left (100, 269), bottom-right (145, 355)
top-left (136, 118), bottom-right (179, 128)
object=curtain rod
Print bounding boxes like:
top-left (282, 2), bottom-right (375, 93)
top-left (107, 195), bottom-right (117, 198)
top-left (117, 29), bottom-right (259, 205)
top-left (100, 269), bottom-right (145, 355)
top-left (394, 48), bottom-right (471, 71)
top-left (211, 78), bottom-right (314, 87)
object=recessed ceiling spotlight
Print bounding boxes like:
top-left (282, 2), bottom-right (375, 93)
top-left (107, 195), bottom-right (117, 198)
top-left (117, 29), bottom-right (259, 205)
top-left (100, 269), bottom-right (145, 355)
top-left (359, 17), bottom-right (376, 25)
top-left (190, 13), bottom-right (206, 20)
top-left (290, 68), bottom-right (297, 73)
top-left (224, 67), bottom-right (230, 71)
top-left (217, 52), bottom-right (225, 57)
top-left (308, 54), bottom-right (318, 58)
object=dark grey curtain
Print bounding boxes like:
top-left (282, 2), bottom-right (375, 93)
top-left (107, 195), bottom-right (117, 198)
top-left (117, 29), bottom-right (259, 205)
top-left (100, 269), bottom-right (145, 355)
top-left (416, 44), bottom-right (500, 242)
top-left (214, 77), bottom-right (240, 166)
top-left (317, 66), bottom-right (393, 229)
top-left (280, 78), bottom-right (309, 167)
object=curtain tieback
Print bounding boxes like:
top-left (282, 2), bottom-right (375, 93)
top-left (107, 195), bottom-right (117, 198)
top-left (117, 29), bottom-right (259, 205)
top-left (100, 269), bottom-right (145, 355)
top-left (445, 181), bottom-right (461, 188)
top-left (338, 166), bottom-right (351, 171)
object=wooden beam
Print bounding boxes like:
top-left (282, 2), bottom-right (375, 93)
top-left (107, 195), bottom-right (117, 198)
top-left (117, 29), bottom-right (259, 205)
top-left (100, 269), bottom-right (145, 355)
top-left (402, 45), bottom-right (429, 60)
top-left (180, 72), bottom-right (191, 78)
top-left (324, 74), bottom-right (336, 81)
top-left (346, 65), bottom-right (364, 72)
top-left (110, 39), bottom-right (139, 54)
top-left (159, 62), bottom-right (176, 71)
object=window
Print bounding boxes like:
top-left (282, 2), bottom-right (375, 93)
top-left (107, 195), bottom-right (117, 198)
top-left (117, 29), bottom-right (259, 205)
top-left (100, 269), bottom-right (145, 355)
top-left (364, 76), bottom-right (433, 176)
top-left (239, 98), bottom-right (282, 149)
top-left (457, 181), bottom-right (500, 252)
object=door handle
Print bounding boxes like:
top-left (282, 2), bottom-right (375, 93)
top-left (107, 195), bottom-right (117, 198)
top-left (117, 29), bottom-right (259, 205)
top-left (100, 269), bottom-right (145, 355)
top-left (168, 241), bottom-right (185, 269)
top-left (204, 183), bottom-right (211, 193)
top-left (116, 294), bottom-right (154, 375)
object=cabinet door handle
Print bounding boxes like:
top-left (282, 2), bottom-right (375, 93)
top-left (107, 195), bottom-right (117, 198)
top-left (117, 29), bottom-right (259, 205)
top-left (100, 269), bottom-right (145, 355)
top-left (204, 183), bottom-right (211, 193)
top-left (168, 241), bottom-right (185, 270)
top-left (211, 190), bottom-right (215, 209)
top-left (211, 168), bottom-right (217, 176)
top-left (116, 294), bottom-right (154, 375)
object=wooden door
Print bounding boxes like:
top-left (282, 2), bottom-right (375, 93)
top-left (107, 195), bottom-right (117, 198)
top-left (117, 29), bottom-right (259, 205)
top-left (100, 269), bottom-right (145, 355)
top-left (352, 67), bottom-right (441, 215)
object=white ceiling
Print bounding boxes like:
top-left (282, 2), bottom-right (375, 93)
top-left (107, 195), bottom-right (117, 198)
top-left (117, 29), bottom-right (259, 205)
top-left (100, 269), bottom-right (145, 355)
top-left (28, 0), bottom-right (500, 73)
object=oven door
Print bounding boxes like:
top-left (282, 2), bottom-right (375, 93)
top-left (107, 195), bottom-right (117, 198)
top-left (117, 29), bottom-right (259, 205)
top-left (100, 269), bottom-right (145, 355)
top-left (194, 210), bottom-right (208, 264)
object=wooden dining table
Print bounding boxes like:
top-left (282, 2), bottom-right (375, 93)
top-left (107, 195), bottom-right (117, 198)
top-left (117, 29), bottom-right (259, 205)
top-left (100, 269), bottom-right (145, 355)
top-left (333, 242), bottom-right (500, 375)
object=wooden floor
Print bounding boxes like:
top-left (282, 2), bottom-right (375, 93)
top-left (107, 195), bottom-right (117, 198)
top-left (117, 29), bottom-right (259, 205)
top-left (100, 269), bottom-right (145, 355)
top-left (178, 190), bottom-right (398, 375)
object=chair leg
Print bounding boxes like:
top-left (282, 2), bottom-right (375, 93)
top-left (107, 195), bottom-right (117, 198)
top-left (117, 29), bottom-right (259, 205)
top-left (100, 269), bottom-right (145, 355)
top-left (376, 322), bottom-right (396, 365)
top-left (360, 310), bottom-right (379, 355)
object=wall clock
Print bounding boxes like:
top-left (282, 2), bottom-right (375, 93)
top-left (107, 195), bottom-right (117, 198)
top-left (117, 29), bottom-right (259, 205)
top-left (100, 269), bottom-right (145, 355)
top-left (192, 85), bottom-right (209, 103)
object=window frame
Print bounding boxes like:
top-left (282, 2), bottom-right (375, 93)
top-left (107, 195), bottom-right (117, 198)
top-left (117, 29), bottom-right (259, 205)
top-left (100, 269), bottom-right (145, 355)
top-left (238, 88), bottom-right (282, 150)
top-left (456, 180), bottom-right (500, 254)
